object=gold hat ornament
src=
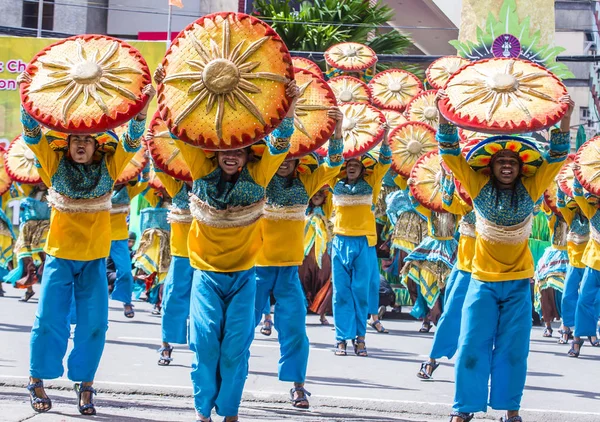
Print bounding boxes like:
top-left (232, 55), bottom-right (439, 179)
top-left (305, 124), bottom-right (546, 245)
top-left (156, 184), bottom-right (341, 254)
top-left (157, 12), bottom-right (294, 150)
top-left (20, 34), bottom-right (151, 134)
top-left (292, 57), bottom-right (323, 79)
top-left (408, 150), bottom-right (446, 213)
top-left (368, 69), bottom-right (423, 112)
top-left (406, 89), bottom-right (440, 129)
top-left (426, 56), bottom-right (470, 90)
top-left (388, 121), bottom-right (437, 178)
top-left (328, 76), bottom-right (371, 104)
top-left (574, 136), bottom-right (600, 196)
top-left (5, 135), bottom-right (42, 184)
top-left (145, 112), bottom-right (192, 182)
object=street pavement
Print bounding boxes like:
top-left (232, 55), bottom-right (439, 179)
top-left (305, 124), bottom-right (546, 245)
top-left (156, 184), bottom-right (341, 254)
top-left (1, 285), bottom-right (599, 422)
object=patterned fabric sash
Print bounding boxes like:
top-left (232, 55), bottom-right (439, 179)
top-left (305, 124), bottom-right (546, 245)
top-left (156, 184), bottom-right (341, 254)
top-left (567, 231), bottom-right (590, 245)
top-left (458, 221), bottom-right (476, 239)
top-left (189, 194), bottom-right (265, 228)
top-left (167, 206), bottom-right (193, 224)
top-left (110, 204), bottom-right (130, 215)
top-left (332, 194), bottom-right (372, 207)
top-left (591, 227), bottom-right (600, 245)
top-left (47, 189), bottom-right (112, 214)
top-left (263, 204), bottom-right (307, 221)
top-left (475, 212), bottom-right (533, 245)
top-left (553, 220), bottom-right (569, 248)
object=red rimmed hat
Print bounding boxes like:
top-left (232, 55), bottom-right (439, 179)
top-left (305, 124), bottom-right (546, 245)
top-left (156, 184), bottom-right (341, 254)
top-left (459, 127), bottom-right (490, 144)
top-left (157, 12), bottom-right (293, 150)
top-left (21, 34), bottom-right (150, 134)
top-left (0, 147), bottom-right (13, 196)
top-left (5, 135), bottom-right (42, 184)
top-left (148, 165), bottom-right (165, 191)
top-left (324, 42), bottom-right (377, 72)
top-left (574, 136), bottom-right (600, 196)
top-left (316, 102), bottom-right (385, 160)
top-left (380, 109), bottom-right (408, 130)
top-left (388, 121), bottom-right (437, 178)
top-left (426, 56), bottom-right (470, 90)
top-left (146, 112), bottom-right (193, 182)
top-left (544, 154), bottom-right (575, 215)
top-left (408, 150), bottom-right (446, 213)
top-left (557, 155), bottom-right (577, 198)
top-left (438, 58), bottom-right (568, 134)
top-left (327, 76), bottom-right (371, 105)
top-left (368, 69), bottom-right (423, 112)
top-left (292, 57), bottom-right (323, 79)
top-left (288, 67), bottom-right (337, 159)
top-left (405, 89), bottom-right (440, 129)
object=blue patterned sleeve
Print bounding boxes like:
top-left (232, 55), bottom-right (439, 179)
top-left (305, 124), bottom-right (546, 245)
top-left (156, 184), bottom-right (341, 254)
top-left (572, 176), bottom-right (583, 197)
top-left (379, 140), bottom-right (392, 165)
top-left (20, 106), bottom-right (42, 145)
top-left (547, 129), bottom-right (570, 164)
top-left (436, 124), bottom-right (460, 156)
top-left (556, 187), bottom-right (566, 207)
top-left (442, 174), bottom-right (456, 207)
top-left (266, 117), bottom-right (293, 155)
top-left (326, 137), bottom-right (343, 167)
top-left (123, 117), bottom-right (146, 153)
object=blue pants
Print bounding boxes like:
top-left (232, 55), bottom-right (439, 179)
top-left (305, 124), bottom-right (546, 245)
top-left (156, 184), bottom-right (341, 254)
top-left (368, 258), bottom-right (381, 315)
top-left (109, 239), bottom-right (133, 304)
top-left (430, 268), bottom-right (471, 360)
top-left (332, 235), bottom-right (375, 341)
top-left (453, 278), bottom-right (531, 413)
top-left (561, 265), bottom-right (584, 327)
top-left (254, 266), bottom-right (309, 383)
top-left (574, 267), bottom-right (600, 337)
top-left (189, 268), bottom-right (256, 418)
top-left (161, 256), bottom-right (194, 344)
top-left (30, 255), bottom-right (108, 382)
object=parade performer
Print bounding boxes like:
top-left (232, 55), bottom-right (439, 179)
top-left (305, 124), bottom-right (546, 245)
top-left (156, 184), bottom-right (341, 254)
top-left (556, 187), bottom-right (589, 344)
top-left (332, 130), bottom-right (392, 357)
top-left (436, 90), bottom-right (573, 422)
top-left (417, 173), bottom-right (474, 380)
top-left (109, 166), bottom-right (149, 318)
top-left (254, 108), bottom-right (343, 409)
top-left (299, 187), bottom-right (334, 325)
top-left (567, 174), bottom-right (600, 357)
top-left (17, 69), bottom-right (153, 415)
top-left (0, 190), bottom-right (16, 295)
top-left (534, 204), bottom-right (569, 337)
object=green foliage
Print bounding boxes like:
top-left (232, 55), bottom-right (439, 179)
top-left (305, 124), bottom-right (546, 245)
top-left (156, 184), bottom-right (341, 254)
top-left (530, 212), bottom-right (550, 241)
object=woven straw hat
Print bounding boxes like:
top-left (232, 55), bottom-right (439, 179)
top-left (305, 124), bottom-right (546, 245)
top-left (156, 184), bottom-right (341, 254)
top-left (5, 135), bottom-right (42, 184)
top-left (328, 76), bottom-right (371, 104)
top-left (439, 58), bottom-right (568, 133)
top-left (426, 56), bottom-right (469, 90)
top-left (557, 155), bottom-right (577, 198)
top-left (408, 150), bottom-right (446, 213)
top-left (157, 12), bottom-right (293, 150)
top-left (0, 147), bottom-right (13, 196)
top-left (369, 69), bottom-right (423, 112)
top-left (574, 136), bottom-right (600, 196)
top-left (292, 57), bottom-right (323, 79)
top-left (405, 89), bottom-right (440, 129)
top-left (146, 112), bottom-right (192, 182)
top-left (544, 154), bottom-right (575, 215)
top-left (21, 34), bottom-right (150, 134)
top-left (380, 109), bottom-right (408, 130)
top-left (324, 42), bottom-right (377, 72)
top-left (109, 123), bottom-right (148, 184)
top-left (388, 121), bottom-right (437, 178)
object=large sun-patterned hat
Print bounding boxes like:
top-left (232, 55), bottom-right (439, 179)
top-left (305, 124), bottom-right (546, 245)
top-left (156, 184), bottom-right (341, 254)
top-left (368, 69), bottom-right (423, 112)
top-left (157, 12), bottom-right (293, 150)
top-left (426, 56), bottom-right (470, 90)
top-left (324, 42), bottom-right (377, 72)
top-left (574, 136), bottom-right (600, 196)
top-left (316, 102), bottom-right (385, 160)
top-left (292, 57), bottom-right (323, 79)
top-left (405, 89), bottom-right (440, 129)
top-left (408, 150), bottom-right (446, 213)
top-left (328, 76), bottom-right (371, 104)
top-left (544, 154), bottom-right (575, 215)
top-left (44, 128), bottom-right (120, 157)
top-left (288, 67), bottom-right (337, 159)
top-left (459, 127), bottom-right (490, 144)
top-left (380, 109), bottom-right (408, 130)
top-left (145, 113), bottom-right (192, 182)
top-left (5, 135), bottom-right (42, 184)
top-left (557, 155), bottom-right (577, 198)
top-left (440, 140), bottom-right (476, 207)
top-left (20, 35), bottom-right (151, 134)
top-left (465, 135), bottom-right (544, 177)
top-left (0, 147), bottom-right (12, 196)
top-left (148, 165), bottom-right (165, 191)
top-left (109, 123), bottom-right (148, 184)
top-left (388, 121), bottom-right (437, 178)
top-left (438, 58), bottom-right (568, 134)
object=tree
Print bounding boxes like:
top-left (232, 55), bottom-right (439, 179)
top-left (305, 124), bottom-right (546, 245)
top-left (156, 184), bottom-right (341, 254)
top-left (252, 0), bottom-right (423, 76)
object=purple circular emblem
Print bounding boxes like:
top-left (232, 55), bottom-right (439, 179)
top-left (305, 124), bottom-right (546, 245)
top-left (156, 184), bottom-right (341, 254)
top-left (492, 34), bottom-right (521, 58)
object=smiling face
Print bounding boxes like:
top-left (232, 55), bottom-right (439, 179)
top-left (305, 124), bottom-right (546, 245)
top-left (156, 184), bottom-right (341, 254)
top-left (276, 159), bottom-right (298, 177)
top-left (491, 150), bottom-right (521, 188)
top-left (217, 148), bottom-right (249, 176)
top-left (311, 190), bottom-right (326, 207)
top-left (345, 159), bottom-right (365, 183)
top-left (68, 135), bottom-right (96, 165)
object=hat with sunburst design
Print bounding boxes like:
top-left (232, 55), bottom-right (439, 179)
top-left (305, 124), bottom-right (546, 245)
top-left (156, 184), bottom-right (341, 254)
top-left (5, 135), bottom-right (42, 184)
top-left (406, 89), bottom-right (440, 129)
top-left (439, 58), bottom-right (568, 133)
top-left (111, 123), bottom-right (148, 184)
top-left (459, 127), bottom-right (490, 144)
top-left (0, 148), bottom-right (12, 196)
top-left (324, 42), bottom-right (377, 72)
top-left (158, 12), bottom-right (293, 150)
top-left (388, 121), bottom-right (437, 178)
top-left (21, 35), bottom-right (151, 134)
top-left (292, 57), bottom-right (323, 79)
top-left (146, 112), bottom-right (192, 182)
top-left (44, 129), bottom-right (120, 158)
top-left (316, 102), bottom-right (385, 160)
top-left (368, 69), bottom-right (423, 112)
top-left (380, 109), bottom-right (408, 130)
top-left (544, 154), bottom-right (575, 215)
top-left (440, 140), bottom-right (475, 208)
top-left (328, 76), bottom-right (371, 105)
top-left (574, 136), bottom-right (600, 196)
top-left (426, 56), bottom-right (470, 90)
top-left (408, 150), bottom-right (445, 213)
top-left (466, 135), bottom-right (543, 177)
top-left (557, 155), bottom-right (577, 198)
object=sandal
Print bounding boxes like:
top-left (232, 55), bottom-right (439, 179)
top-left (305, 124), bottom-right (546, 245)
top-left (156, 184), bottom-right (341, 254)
top-left (352, 338), bottom-right (368, 357)
top-left (587, 336), bottom-right (600, 347)
top-left (26, 380), bottom-right (52, 413)
top-left (558, 328), bottom-right (572, 344)
top-left (370, 320), bottom-right (389, 334)
top-left (543, 327), bottom-right (553, 338)
top-left (123, 304), bottom-right (135, 318)
top-left (151, 305), bottom-right (161, 316)
top-left (157, 346), bottom-right (174, 366)
top-left (448, 411), bottom-right (474, 421)
top-left (290, 386), bottom-right (311, 409)
top-left (20, 290), bottom-right (35, 302)
top-left (500, 416), bottom-right (523, 422)
top-left (419, 321), bottom-right (432, 333)
top-left (74, 383), bottom-right (96, 415)
top-left (568, 339), bottom-right (584, 358)
top-left (260, 319), bottom-right (273, 336)
top-left (319, 316), bottom-right (330, 325)
top-left (417, 361), bottom-right (439, 380)
top-left (334, 341), bottom-right (347, 356)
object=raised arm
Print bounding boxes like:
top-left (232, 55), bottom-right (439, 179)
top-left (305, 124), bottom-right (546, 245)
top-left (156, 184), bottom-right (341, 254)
top-left (572, 173), bottom-right (597, 219)
top-left (365, 124), bottom-right (392, 193)
top-left (153, 165), bottom-right (184, 198)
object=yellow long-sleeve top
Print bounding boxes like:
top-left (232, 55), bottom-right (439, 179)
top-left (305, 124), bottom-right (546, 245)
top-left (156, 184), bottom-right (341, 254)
top-left (21, 108), bottom-right (145, 261)
top-left (155, 170), bottom-right (192, 258)
top-left (174, 117), bottom-right (294, 272)
top-left (257, 139), bottom-right (343, 267)
top-left (543, 208), bottom-right (568, 251)
top-left (557, 191), bottom-right (589, 268)
top-left (443, 191), bottom-right (475, 273)
top-left (437, 124), bottom-right (570, 282)
top-left (572, 179), bottom-right (600, 271)
top-left (110, 179), bottom-right (148, 241)
top-left (332, 141), bottom-right (392, 246)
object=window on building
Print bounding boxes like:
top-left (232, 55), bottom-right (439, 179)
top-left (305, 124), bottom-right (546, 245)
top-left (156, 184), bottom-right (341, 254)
top-left (22, 0), bottom-right (55, 31)
top-left (581, 107), bottom-right (590, 120)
